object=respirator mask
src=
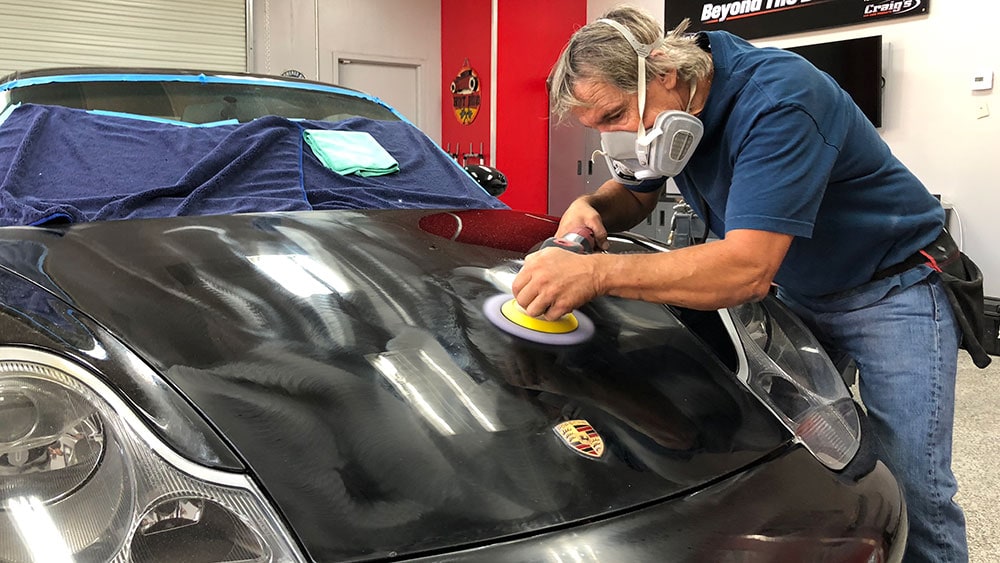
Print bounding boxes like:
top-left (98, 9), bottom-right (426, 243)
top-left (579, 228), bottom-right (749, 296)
top-left (594, 19), bottom-right (704, 185)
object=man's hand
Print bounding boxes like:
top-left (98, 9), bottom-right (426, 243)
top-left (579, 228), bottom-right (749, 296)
top-left (556, 179), bottom-right (662, 251)
top-left (512, 248), bottom-right (603, 320)
top-left (515, 181), bottom-right (663, 319)
top-left (557, 198), bottom-right (609, 251)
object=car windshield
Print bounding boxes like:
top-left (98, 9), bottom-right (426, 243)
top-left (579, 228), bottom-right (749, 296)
top-left (1, 76), bottom-right (401, 124)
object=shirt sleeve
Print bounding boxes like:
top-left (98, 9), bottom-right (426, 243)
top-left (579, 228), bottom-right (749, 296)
top-left (626, 177), bottom-right (666, 193)
top-left (724, 105), bottom-right (843, 238)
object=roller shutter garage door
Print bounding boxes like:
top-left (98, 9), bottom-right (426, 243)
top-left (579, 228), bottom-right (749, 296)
top-left (0, 0), bottom-right (247, 76)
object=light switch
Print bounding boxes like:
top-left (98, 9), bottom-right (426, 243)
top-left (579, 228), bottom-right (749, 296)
top-left (971, 70), bottom-right (993, 91)
top-left (976, 103), bottom-right (990, 119)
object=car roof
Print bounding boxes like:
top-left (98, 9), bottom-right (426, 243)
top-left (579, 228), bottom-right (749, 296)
top-left (0, 66), bottom-right (366, 95)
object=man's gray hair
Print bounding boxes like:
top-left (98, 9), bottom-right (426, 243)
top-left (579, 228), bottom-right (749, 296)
top-left (548, 6), bottom-right (713, 120)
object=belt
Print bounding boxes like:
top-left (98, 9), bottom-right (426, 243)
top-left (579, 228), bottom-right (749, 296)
top-left (872, 229), bottom-right (959, 281)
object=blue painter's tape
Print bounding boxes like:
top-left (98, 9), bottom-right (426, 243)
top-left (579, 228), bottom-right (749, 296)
top-left (88, 109), bottom-right (239, 127)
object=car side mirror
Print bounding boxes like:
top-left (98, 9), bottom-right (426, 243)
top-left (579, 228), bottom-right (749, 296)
top-left (464, 164), bottom-right (507, 197)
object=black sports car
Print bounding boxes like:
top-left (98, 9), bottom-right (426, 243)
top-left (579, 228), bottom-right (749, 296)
top-left (0, 69), bottom-right (906, 562)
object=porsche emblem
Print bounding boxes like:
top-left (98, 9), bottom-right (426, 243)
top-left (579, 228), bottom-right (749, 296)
top-left (553, 419), bottom-right (605, 459)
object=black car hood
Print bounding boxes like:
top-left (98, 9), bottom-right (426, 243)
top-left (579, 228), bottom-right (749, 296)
top-left (0, 209), bottom-right (788, 561)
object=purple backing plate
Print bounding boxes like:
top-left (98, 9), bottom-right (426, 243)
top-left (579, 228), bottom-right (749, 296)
top-left (482, 294), bottom-right (595, 345)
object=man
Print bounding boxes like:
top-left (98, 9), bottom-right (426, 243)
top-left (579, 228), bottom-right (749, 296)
top-left (513, 6), bottom-right (972, 562)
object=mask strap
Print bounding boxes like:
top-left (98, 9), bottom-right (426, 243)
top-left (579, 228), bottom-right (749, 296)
top-left (596, 19), bottom-right (654, 140)
top-left (596, 18), bottom-right (653, 58)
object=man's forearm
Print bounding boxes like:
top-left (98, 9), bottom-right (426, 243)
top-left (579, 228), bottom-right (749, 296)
top-left (594, 229), bottom-right (794, 310)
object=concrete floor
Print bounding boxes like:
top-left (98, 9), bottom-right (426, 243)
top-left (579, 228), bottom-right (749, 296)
top-left (953, 352), bottom-right (999, 562)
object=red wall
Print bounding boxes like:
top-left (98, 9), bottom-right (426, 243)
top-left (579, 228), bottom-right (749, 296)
top-left (441, 0), bottom-right (492, 171)
top-left (495, 1), bottom-right (586, 213)
top-left (442, 0), bottom-right (586, 214)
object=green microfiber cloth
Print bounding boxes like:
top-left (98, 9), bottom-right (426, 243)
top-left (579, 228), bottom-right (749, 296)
top-left (303, 129), bottom-right (400, 177)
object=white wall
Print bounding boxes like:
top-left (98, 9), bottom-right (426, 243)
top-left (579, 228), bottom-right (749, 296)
top-left (252, 0), bottom-right (442, 142)
top-left (753, 2), bottom-right (1000, 296)
top-left (252, 0), bottom-right (318, 78)
top-left (588, 0), bottom-right (662, 22)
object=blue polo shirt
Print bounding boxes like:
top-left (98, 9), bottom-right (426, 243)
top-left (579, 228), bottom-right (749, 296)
top-left (667, 31), bottom-right (943, 298)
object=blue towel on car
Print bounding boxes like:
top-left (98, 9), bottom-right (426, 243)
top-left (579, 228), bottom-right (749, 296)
top-left (0, 103), bottom-right (506, 227)
top-left (0, 105), bottom-right (310, 225)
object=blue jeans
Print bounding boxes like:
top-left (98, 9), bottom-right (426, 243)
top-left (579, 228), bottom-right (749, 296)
top-left (779, 267), bottom-right (968, 563)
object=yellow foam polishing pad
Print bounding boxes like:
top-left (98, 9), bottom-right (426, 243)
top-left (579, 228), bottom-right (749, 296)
top-left (500, 298), bottom-right (579, 334)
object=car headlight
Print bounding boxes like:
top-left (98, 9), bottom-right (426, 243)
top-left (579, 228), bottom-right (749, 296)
top-left (0, 348), bottom-right (305, 563)
top-left (723, 299), bottom-right (861, 470)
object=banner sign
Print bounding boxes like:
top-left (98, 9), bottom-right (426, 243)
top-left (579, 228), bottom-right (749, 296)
top-left (665, 0), bottom-right (929, 40)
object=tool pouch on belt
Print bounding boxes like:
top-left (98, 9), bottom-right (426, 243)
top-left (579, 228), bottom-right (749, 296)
top-left (924, 231), bottom-right (992, 368)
